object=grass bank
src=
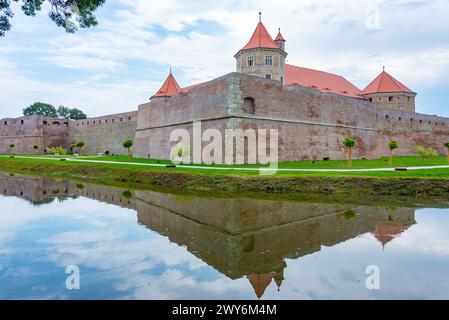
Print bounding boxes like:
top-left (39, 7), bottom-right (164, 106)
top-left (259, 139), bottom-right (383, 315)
top-left (1, 156), bottom-right (449, 206)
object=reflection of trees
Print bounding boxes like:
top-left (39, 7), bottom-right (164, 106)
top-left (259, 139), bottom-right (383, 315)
top-left (31, 198), bottom-right (55, 206)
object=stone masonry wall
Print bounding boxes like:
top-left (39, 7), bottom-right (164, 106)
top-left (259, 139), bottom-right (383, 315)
top-left (134, 72), bottom-right (449, 163)
top-left (0, 115), bottom-right (68, 154)
top-left (68, 111), bottom-right (137, 155)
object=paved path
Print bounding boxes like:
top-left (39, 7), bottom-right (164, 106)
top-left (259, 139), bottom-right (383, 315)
top-left (2, 155), bottom-right (449, 173)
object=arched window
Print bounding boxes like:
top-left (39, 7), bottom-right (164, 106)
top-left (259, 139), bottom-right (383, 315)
top-left (243, 97), bottom-right (255, 114)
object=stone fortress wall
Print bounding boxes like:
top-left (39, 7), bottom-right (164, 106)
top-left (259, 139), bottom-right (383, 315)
top-left (0, 115), bottom-right (69, 154)
top-left (1, 77), bottom-right (449, 161)
top-left (134, 72), bottom-right (449, 162)
top-left (67, 111), bottom-right (137, 155)
top-left (1, 112), bottom-right (137, 156)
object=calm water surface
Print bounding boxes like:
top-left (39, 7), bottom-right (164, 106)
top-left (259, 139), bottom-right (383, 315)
top-left (0, 172), bottom-right (449, 300)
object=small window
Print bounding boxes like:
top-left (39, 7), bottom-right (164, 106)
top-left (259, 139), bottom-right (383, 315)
top-left (419, 120), bottom-right (422, 123)
top-left (389, 96), bottom-right (393, 101)
top-left (128, 117), bottom-right (131, 121)
top-left (120, 118), bottom-right (123, 122)
top-left (64, 122), bottom-right (68, 126)
top-left (247, 56), bottom-right (254, 67)
top-left (112, 119), bottom-right (115, 123)
top-left (243, 97), bottom-right (256, 114)
top-left (20, 120), bottom-right (24, 124)
top-left (398, 117), bottom-right (402, 121)
top-left (265, 55), bottom-right (273, 66)
top-left (379, 98), bottom-right (381, 101)
top-left (281, 77), bottom-right (283, 84)
top-left (53, 122), bottom-right (60, 126)
top-left (3, 121), bottom-right (7, 125)
top-left (43, 121), bottom-right (47, 125)
top-left (369, 98), bottom-right (373, 102)
top-left (265, 74), bottom-right (272, 80)
top-left (385, 115), bottom-right (389, 119)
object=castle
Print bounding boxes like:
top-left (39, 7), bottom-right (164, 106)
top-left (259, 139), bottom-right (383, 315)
top-left (2, 17), bottom-right (449, 162)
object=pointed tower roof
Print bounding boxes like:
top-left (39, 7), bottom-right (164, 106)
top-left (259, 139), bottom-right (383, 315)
top-left (247, 274), bottom-right (274, 299)
top-left (240, 21), bottom-right (279, 51)
top-left (362, 69), bottom-right (414, 95)
top-left (373, 224), bottom-right (410, 247)
top-left (274, 28), bottom-right (285, 42)
top-left (153, 70), bottom-right (181, 98)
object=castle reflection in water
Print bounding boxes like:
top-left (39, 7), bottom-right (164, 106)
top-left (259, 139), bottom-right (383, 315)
top-left (0, 172), bottom-right (416, 299)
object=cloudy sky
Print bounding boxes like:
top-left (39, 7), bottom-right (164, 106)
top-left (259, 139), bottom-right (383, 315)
top-left (1, 0), bottom-right (448, 119)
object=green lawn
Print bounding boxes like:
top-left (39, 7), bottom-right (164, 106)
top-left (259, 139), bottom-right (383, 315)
top-left (76, 154), bottom-right (449, 169)
top-left (2, 154), bottom-right (449, 178)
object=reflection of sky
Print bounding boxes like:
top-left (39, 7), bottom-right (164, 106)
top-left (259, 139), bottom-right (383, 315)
top-left (0, 194), bottom-right (449, 300)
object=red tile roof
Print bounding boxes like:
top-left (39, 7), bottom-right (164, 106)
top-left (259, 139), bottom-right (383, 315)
top-left (153, 71), bottom-right (181, 98)
top-left (240, 21), bottom-right (280, 51)
top-left (373, 224), bottom-right (410, 246)
top-left (285, 64), bottom-right (363, 98)
top-left (274, 29), bottom-right (285, 42)
top-left (362, 70), bottom-right (414, 95)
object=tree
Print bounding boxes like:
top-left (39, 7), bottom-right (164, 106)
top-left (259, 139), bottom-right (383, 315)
top-left (388, 140), bottom-right (399, 167)
top-left (68, 108), bottom-right (87, 120)
top-left (342, 138), bottom-right (357, 168)
top-left (122, 139), bottom-right (133, 158)
top-left (48, 146), bottom-right (67, 156)
top-left (9, 143), bottom-right (15, 154)
top-left (70, 143), bottom-right (77, 154)
top-left (443, 142), bottom-right (449, 164)
top-left (57, 106), bottom-right (71, 119)
top-left (414, 145), bottom-right (437, 165)
top-left (23, 102), bottom-right (58, 118)
top-left (76, 141), bottom-right (85, 156)
top-left (1, 0), bottom-right (106, 37)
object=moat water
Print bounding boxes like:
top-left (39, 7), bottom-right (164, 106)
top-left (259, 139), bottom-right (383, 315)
top-left (1, 172), bottom-right (449, 300)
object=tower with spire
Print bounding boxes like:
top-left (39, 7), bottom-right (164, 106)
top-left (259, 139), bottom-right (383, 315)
top-left (234, 13), bottom-right (288, 83)
top-left (361, 67), bottom-right (417, 112)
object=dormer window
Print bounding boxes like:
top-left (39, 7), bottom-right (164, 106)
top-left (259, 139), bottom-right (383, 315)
top-left (247, 56), bottom-right (254, 67)
top-left (265, 55), bottom-right (273, 66)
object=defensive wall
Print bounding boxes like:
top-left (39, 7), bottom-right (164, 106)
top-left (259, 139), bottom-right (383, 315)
top-left (135, 72), bottom-right (449, 162)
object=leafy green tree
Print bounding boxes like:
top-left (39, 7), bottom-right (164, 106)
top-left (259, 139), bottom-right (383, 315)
top-left (23, 102), bottom-right (58, 118)
top-left (70, 143), bottom-right (77, 154)
top-left (57, 106), bottom-right (71, 119)
top-left (122, 139), bottom-right (133, 158)
top-left (342, 138), bottom-right (357, 168)
top-left (388, 140), bottom-right (399, 167)
top-left (1, 0), bottom-right (106, 37)
top-left (68, 108), bottom-right (87, 120)
top-left (48, 146), bottom-right (67, 156)
top-left (76, 141), bottom-right (85, 156)
top-left (414, 145), bottom-right (437, 165)
top-left (9, 143), bottom-right (15, 154)
top-left (443, 142), bottom-right (449, 164)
